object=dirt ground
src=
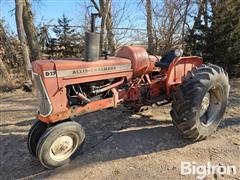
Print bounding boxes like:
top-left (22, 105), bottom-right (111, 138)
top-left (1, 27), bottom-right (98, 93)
top-left (0, 79), bottom-right (239, 180)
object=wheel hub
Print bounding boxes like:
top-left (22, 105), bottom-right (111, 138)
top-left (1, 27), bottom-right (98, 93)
top-left (200, 92), bottom-right (210, 117)
top-left (50, 135), bottom-right (74, 161)
top-left (200, 85), bottom-right (223, 127)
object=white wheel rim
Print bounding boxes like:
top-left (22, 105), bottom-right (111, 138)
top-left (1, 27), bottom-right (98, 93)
top-left (49, 135), bottom-right (75, 162)
top-left (200, 92), bottom-right (210, 117)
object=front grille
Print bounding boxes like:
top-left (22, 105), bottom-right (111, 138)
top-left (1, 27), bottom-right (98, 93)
top-left (33, 73), bottom-right (52, 116)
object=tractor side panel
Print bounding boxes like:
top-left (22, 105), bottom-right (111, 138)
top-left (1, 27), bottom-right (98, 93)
top-left (36, 72), bottom-right (133, 123)
top-left (32, 58), bottom-right (133, 123)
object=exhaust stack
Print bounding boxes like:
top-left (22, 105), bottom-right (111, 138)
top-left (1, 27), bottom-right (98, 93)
top-left (85, 13), bottom-right (100, 61)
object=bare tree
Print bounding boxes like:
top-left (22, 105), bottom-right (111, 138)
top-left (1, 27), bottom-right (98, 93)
top-left (111, 1), bottom-right (133, 48)
top-left (145, 0), bottom-right (154, 54)
top-left (106, 1), bottom-right (115, 53)
top-left (15, 0), bottom-right (31, 78)
top-left (181, 0), bottom-right (191, 41)
top-left (203, 0), bottom-right (208, 28)
top-left (191, 0), bottom-right (204, 33)
top-left (99, 0), bottom-right (112, 52)
top-left (82, 0), bottom-right (137, 52)
top-left (186, 0), bottom-right (205, 54)
top-left (150, 0), bottom-right (192, 55)
top-left (22, 0), bottom-right (41, 61)
top-left (90, 0), bottom-right (114, 54)
top-left (0, 22), bottom-right (17, 68)
top-left (0, 44), bottom-right (10, 81)
top-left (90, 0), bottom-right (100, 12)
top-left (0, 58), bottom-right (9, 81)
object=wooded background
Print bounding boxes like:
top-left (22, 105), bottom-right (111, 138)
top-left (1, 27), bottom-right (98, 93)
top-left (0, 0), bottom-right (239, 90)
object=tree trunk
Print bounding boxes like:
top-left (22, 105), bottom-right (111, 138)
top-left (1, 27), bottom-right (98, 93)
top-left (0, 23), bottom-right (12, 82)
top-left (0, 22), bottom-right (17, 68)
top-left (91, 0), bottom-right (114, 54)
top-left (182, 0), bottom-right (190, 42)
top-left (188, 0), bottom-right (204, 53)
top-left (0, 52), bottom-right (10, 82)
top-left (99, 0), bottom-right (105, 53)
top-left (22, 0), bottom-right (41, 61)
top-left (99, 0), bottom-right (110, 53)
top-left (192, 0), bottom-right (204, 31)
top-left (106, 1), bottom-right (115, 54)
top-left (15, 0), bottom-right (31, 78)
top-left (146, 0), bottom-right (154, 54)
top-left (203, 0), bottom-right (208, 28)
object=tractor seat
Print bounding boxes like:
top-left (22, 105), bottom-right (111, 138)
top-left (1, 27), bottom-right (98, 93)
top-left (158, 50), bottom-right (177, 68)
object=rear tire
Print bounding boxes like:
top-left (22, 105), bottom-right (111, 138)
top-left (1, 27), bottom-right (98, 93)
top-left (36, 121), bottom-right (85, 169)
top-left (171, 64), bottom-right (230, 141)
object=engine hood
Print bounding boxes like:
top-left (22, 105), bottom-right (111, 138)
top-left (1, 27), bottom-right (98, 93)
top-left (32, 57), bottom-right (132, 79)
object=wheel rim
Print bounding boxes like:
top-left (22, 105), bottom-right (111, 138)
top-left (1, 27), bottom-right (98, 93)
top-left (49, 134), bottom-right (78, 162)
top-left (200, 85), bottom-right (223, 127)
top-left (200, 92), bottom-right (210, 117)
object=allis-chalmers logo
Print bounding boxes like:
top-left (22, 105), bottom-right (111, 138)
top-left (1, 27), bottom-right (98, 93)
top-left (43, 65), bottom-right (129, 78)
top-left (72, 66), bottom-right (117, 75)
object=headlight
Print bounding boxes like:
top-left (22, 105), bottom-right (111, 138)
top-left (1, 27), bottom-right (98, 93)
top-left (174, 48), bottom-right (183, 57)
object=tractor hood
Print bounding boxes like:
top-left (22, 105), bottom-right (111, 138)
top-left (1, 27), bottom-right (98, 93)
top-left (32, 57), bottom-right (132, 79)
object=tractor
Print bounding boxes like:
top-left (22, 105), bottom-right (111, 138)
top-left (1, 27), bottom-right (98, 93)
top-left (28, 14), bottom-right (230, 169)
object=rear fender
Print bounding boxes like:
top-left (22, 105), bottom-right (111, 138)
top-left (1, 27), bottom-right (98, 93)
top-left (166, 56), bottom-right (203, 95)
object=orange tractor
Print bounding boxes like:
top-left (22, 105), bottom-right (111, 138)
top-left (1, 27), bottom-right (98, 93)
top-left (28, 14), bottom-right (230, 168)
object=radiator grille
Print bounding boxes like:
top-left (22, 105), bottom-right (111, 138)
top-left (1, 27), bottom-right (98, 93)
top-left (33, 73), bottom-right (52, 116)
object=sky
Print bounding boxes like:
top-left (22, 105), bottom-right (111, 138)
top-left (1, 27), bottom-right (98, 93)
top-left (0, 0), bottom-right (146, 35)
top-left (1, 0), bottom-right (86, 34)
top-left (0, 0), bottom-right (148, 46)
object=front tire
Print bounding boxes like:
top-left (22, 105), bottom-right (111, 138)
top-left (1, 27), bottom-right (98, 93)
top-left (36, 121), bottom-right (85, 168)
top-left (171, 64), bottom-right (230, 141)
top-left (27, 120), bottom-right (48, 157)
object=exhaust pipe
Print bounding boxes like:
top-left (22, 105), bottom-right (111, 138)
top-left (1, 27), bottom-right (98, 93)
top-left (85, 13), bottom-right (100, 61)
top-left (85, 32), bottom-right (100, 61)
